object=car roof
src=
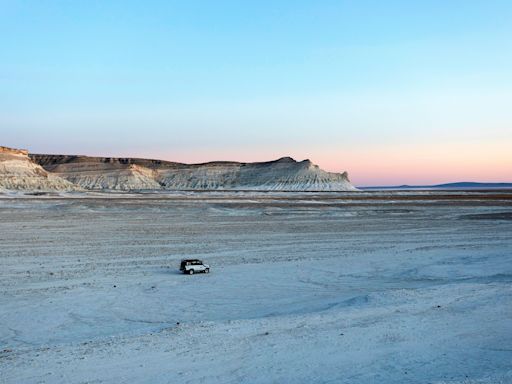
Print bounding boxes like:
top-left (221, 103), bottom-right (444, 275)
top-left (181, 259), bottom-right (202, 262)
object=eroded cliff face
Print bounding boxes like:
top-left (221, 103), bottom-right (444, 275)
top-left (0, 147), bottom-right (77, 191)
top-left (0, 147), bottom-right (356, 191)
top-left (29, 153), bottom-right (357, 191)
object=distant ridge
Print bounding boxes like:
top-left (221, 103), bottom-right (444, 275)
top-left (360, 182), bottom-right (512, 190)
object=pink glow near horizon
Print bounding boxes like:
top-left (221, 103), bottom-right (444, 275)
top-left (315, 142), bottom-right (512, 186)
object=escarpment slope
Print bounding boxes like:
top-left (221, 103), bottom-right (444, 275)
top-left (30, 154), bottom-right (357, 191)
top-left (32, 155), bottom-right (162, 190)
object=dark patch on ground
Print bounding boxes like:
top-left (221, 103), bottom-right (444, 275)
top-left (460, 212), bottom-right (512, 221)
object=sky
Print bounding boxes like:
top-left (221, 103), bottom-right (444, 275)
top-left (1, 0), bottom-right (511, 186)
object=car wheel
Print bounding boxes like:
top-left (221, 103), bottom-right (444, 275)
top-left (189, 269), bottom-right (194, 275)
top-left (205, 268), bottom-right (209, 274)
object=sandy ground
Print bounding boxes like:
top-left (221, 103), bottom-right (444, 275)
top-left (1, 191), bottom-right (512, 383)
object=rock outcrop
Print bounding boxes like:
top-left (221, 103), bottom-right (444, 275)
top-left (0, 146), bottom-right (77, 191)
top-left (30, 154), bottom-right (356, 191)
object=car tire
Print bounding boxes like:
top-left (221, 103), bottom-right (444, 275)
top-left (189, 269), bottom-right (194, 275)
top-left (205, 268), bottom-right (209, 274)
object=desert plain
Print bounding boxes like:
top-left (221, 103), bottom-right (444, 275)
top-left (1, 190), bottom-right (511, 383)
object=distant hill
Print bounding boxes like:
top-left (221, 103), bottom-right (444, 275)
top-left (360, 182), bottom-right (512, 190)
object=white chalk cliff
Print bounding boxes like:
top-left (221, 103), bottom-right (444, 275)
top-left (0, 146), bottom-right (357, 191)
top-left (0, 146), bottom-right (77, 191)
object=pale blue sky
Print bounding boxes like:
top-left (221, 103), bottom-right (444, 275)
top-left (1, 0), bottom-right (511, 185)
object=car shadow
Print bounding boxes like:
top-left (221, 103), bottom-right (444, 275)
top-left (153, 267), bottom-right (183, 275)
